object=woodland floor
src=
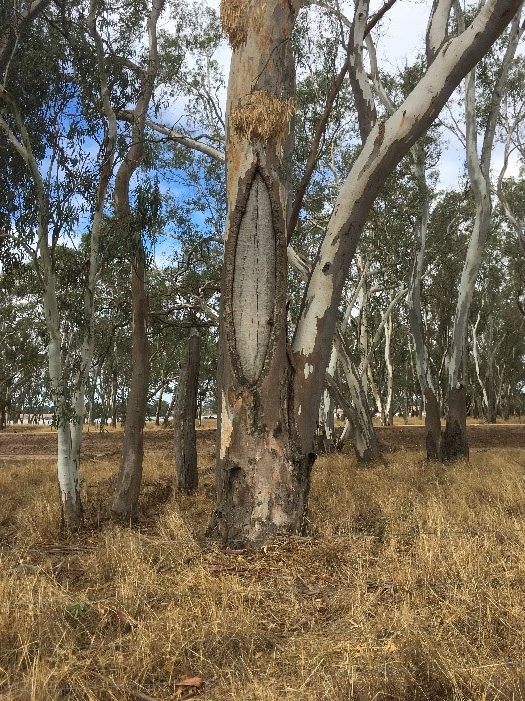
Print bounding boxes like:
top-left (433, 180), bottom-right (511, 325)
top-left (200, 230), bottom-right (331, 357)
top-left (0, 417), bottom-right (524, 459)
top-left (1, 424), bottom-right (525, 700)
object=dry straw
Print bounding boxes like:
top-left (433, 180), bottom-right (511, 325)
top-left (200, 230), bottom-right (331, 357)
top-left (2, 433), bottom-right (525, 700)
top-left (230, 90), bottom-right (295, 144)
top-left (220, 0), bottom-right (247, 49)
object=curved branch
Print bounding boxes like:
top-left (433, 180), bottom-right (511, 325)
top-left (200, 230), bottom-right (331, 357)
top-left (117, 110), bottom-right (225, 163)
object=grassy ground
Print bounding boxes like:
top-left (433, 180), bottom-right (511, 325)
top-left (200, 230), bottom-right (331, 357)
top-left (1, 437), bottom-right (525, 700)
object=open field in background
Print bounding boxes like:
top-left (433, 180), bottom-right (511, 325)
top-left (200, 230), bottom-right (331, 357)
top-left (1, 428), bottom-right (525, 700)
top-left (1, 420), bottom-right (525, 461)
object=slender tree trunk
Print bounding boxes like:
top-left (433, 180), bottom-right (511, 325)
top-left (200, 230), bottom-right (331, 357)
top-left (0, 389), bottom-right (6, 431)
top-left (155, 388), bottom-right (163, 426)
top-left (163, 393), bottom-right (176, 427)
top-left (384, 315), bottom-right (394, 426)
top-left (484, 316), bottom-right (497, 423)
top-left (45, 268), bottom-right (84, 529)
top-left (442, 10), bottom-right (521, 458)
top-left (174, 328), bottom-right (200, 493)
top-left (110, 370), bottom-right (118, 428)
top-left (110, 0), bottom-right (162, 519)
top-left (367, 366), bottom-right (384, 424)
top-left (335, 335), bottom-right (380, 461)
top-left (112, 254), bottom-right (149, 518)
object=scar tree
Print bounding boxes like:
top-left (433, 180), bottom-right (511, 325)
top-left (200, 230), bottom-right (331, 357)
top-left (1, 0), bottom-right (525, 536)
top-left (213, 0), bottom-right (522, 545)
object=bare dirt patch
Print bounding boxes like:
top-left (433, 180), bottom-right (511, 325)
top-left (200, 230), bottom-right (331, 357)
top-left (0, 427), bottom-right (216, 461)
top-left (0, 424), bottom-right (521, 462)
top-left (376, 423), bottom-right (525, 452)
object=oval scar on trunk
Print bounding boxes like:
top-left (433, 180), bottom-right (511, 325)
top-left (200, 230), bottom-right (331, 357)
top-left (232, 173), bottom-right (276, 383)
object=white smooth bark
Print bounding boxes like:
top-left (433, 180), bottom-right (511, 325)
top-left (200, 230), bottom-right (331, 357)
top-left (447, 9), bottom-right (522, 389)
top-left (384, 314), bottom-right (394, 425)
top-left (292, 0), bottom-right (523, 444)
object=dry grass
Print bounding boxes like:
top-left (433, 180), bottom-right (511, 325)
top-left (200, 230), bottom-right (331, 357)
top-left (230, 90), bottom-right (295, 145)
top-left (1, 442), bottom-right (525, 700)
top-left (220, 0), bottom-right (247, 49)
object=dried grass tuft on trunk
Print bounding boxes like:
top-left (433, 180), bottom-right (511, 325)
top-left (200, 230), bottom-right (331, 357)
top-left (220, 0), bottom-right (248, 48)
top-left (230, 90), bottom-right (295, 144)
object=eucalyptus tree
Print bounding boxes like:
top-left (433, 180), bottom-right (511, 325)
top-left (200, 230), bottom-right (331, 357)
top-left (0, 266), bottom-right (47, 428)
top-left (497, 55), bottom-right (525, 252)
top-left (87, 0), bottom-right (166, 519)
top-left (0, 0), bottom-right (51, 65)
top-left (0, 3), bottom-right (122, 526)
top-left (212, 0), bottom-right (521, 545)
top-left (441, 6), bottom-right (523, 459)
top-left (469, 215), bottom-right (525, 421)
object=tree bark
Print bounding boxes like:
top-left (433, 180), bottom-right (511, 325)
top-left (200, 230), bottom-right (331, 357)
top-left (334, 331), bottom-right (380, 462)
top-left (384, 315), bottom-right (394, 426)
top-left (110, 0), bottom-right (163, 519)
top-left (110, 370), bottom-right (118, 428)
top-left (112, 255), bottom-right (149, 518)
top-left (163, 393), bottom-right (176, 427)
top-left (213, 0), bottom-right (309, 546)
top-left (424, 388), bottom-right (442, 461)
top-left (441, 385), bottom-right (469, 461)
top-left (174, 328), bottom-right (200, 493)
top-left (0, 388), bottom-right (6, 431)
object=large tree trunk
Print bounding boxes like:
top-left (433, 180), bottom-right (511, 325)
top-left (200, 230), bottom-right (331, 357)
top-left (214, 0), bottom-right (521, 545)
top-left (174, 328), bottom-right (200, 493)
top-left (111, 255), bottom-right (149, 518)
top-left (441, 385), bottom-right (469, 461)
top-left (213, 0), bottom-right (310, 546)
